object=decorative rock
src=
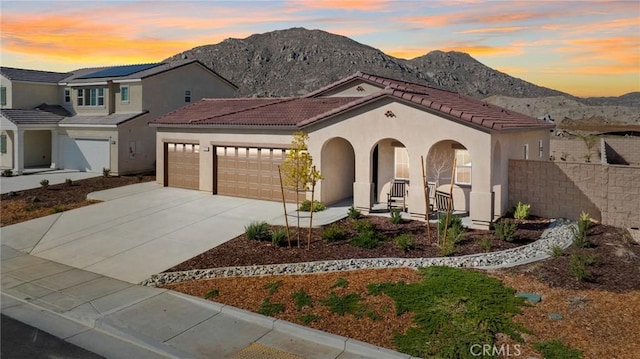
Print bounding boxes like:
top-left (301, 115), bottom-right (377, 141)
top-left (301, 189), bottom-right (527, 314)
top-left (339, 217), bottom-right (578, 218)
top-left (549, 313), bottom-right (563, 320)
top-left (517, 293), bottom-right (542, 303)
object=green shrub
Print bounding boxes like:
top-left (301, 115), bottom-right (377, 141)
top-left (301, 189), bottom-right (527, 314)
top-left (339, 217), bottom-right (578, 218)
top-left (438, 215), bottom-right (463, 236)
top-left (354, 219), bottom-right (375, 233)
top-left (570, 254), bottom-right (595, 282)
top-left (534, 340), bottom-right (583, 359)
top-left (322, 224), bottom-right (347, 242)
top-left (245, 221), bottom-right (271, 241)
top-left (550, 245), bottom-right (564, 257)
top-left (349, 230), bottom-right (381, 249)
top-left (64, 178), bottom-right (73, 186)
top-left (394, 233), bottom-right (415, 252)
top-left (299, 313), bottom-right (321, 325)
top-left (479, 237), bottom-right (491, 252)
top-left (438, 229), bottom-right (464, 256)
top-left (347, 205), bottom-right (361, 219)
top-left (298, 199), bottom-right (326, 212)
top-left (258, 298), bottom-right (285, 317)
top-left (494, 221), bottom-right (518, 242)
top-left (271, 228), bottom-right (287, 247)
top-left (2, 169), bottom-right (13, 177)
top-left (331, 277), bottom-right (349, 289)
top-left (291, 289), bottom-right (313, 311)
top-left (321, 292), bottom-right (364, 316)
top-left (40, 179), bottom-right (49, 188)
top-left (571, 212), bottom-right (592, 248)
top-left (102, 168), bottom-right (111, 177)
top-left (390, 208), bottom-right (403, 224)
top-left (204, 289), bottom-right (219, 299)
top-left (264, 280), bottom-right (283, 295)
top-left (514, 201), bottom-right (531, 220)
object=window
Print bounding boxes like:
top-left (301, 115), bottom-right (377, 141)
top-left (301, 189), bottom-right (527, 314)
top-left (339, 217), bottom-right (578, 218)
top-left (538, 140), bottom-right (543, 158)
top-left (1, 86), bottom-right (6, 106)
top-left (185, 90), bottom-right (191, 103)
top-left (64, 88), bottom-right (70, 103)
top-left (524, 144), bottom-right (530, 160)
top-left (454, 149), bottom-right (471, 185)
top-left (77, 88), bottom-right (105, 107)
top-left (121, 86), bottom-right (129, 103)
top-left (0, 134), bottom-right (6, 153)
top-left (394, 147), bottom-right (409, 179)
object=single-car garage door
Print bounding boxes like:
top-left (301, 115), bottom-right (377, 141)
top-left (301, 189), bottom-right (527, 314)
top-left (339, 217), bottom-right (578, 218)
top-left (62, 137), bottom-right (110, 173)
top-left (166, 142), bottom-right (200, 190)
top-left (216, 146), bottom-right (295, 202)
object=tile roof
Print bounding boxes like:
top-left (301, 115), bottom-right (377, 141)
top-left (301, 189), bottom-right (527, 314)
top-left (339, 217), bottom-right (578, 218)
top-left (151, 72), bottom-right (554, 132)
top-left (1, 105), bottom-right (71, 125)
top-left (0, 67), bottom-right (70, 83)
top-left (59, 112), bottom-right (148, 126)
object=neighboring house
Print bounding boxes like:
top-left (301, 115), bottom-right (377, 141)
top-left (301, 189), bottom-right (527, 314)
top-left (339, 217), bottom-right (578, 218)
top-left (150, 72), bottom-right (554, 229)
top-left (0, 60), bottom-right (237, 175)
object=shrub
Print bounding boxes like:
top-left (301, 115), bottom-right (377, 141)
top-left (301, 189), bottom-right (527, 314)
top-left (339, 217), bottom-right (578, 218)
top-left (350, 230), bottom-right (381, 249)
top-left (2, 169), bottom-right (13, 177)
top-left (514, 201), bottom-right (530, 220)
top-left (354, 219), bottom-right (375, 233)
top-left (102, 168), bottom-right (111, 177)
top-left (438, 215), bottom-right (463, 236)
top-left (299, 314), bottom-right (321, 325)
top-left (204, 289), bottom-right (219, 299)
top-left (245, 221), bottom-right (271, 241)
top-left (571, 211), bottom-right (592, 248)
top-left (271, 228), bottom-right (287, 247)
top-left (298, 199), bottom-right (326, 212)
top-left (390, 208), bottom-right (403, 224)
top-left (534, 340), bottom-right (583, 359)
top-left (258, 298), bottom-right (284, 317)
top-left (550, 245), bottom-right (564, 257)
top-left (322, 224), bottom-right (347, 242)
top-left (570, 254), bottom-right (595, 282)
top-left (264, 280), bottom-right (283, 295)
top-left (479, 237), bottom-right (491, 252)
top-left (331, 277), bottom-right (349, 289)
top-left (64, 178), bottom-right (73, 186)
top-left (291, 289), bottom-right (313, 311)
top-left (394, 233), bottom-right (415, 252)
top-left (438, 227), bottom-right (465, 256)
top-left (40, 179), bottom-right (49, 188)
top-left (347, 205), bottom-right (361, 219)
top-left (494, 221), bottom-right (518, 242)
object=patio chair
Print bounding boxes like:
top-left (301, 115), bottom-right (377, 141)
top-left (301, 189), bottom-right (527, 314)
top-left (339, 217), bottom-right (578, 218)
top-left (434, 190), bottom-right (453, 213)
top-left (387, 179), bottom-right (408, 211)
top-left (426, 181), bottom-right (436, 212)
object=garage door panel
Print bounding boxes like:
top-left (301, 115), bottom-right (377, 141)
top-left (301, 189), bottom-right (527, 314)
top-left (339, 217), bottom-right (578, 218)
top-left (166, 142), bottom-right (199, 190)
top-left (62, 138), bottom-right (109, 173)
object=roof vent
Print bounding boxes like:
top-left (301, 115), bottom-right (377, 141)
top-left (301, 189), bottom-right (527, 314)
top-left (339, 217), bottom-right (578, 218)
top-left (384, 110), bottom-right (396, 118)
top-left (356, 85), bottom-right (365, 92)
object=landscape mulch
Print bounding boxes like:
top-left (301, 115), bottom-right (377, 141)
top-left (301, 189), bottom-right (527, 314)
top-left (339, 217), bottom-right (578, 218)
top-left (0, 174), bottom-right (155, 227)
top-left (165, 216), bottom-right (549, 271)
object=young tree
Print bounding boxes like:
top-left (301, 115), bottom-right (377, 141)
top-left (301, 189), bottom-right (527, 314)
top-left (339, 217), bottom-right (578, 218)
top-left (280, 131), bottom-right (322, 248)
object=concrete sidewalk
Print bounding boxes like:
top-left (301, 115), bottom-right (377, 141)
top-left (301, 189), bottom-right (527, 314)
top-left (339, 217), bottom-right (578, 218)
top-left (0, 170), bottom-right (101, 194)
top-left (1, 245), bottom-right (414, 359)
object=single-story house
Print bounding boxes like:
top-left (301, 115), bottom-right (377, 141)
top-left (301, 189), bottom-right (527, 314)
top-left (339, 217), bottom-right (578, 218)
top-left (150, 72), bottom-right (554, 229)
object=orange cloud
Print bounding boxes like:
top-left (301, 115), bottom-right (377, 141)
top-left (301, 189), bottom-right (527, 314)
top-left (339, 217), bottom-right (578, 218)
top-left (440, 45), bottom-right (524, 57)
top-left (387, 48), bottom-right (429, 60)
top-left (457, 26), bottom-right (529, 34)
top-left (288, 0), bottom-right (391, 11)
top-left (494, 67), bottom-right (529, 75)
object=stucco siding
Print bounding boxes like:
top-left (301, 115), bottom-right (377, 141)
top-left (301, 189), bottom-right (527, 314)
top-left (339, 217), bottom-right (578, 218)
top-left (117, 114), bottom-right (154, 174)
top-left (0, 130), bottom-right (14, 168)
top-left (114, 82), bottom-right (144, 114)
top-left (6, 81), bottom-right (59, 109)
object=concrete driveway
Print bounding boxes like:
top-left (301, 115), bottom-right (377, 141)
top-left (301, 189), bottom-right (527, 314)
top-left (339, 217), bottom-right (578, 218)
top-left (0, 185), bottom-right (293, 283)
top-left (0, 170), bottom-right (101, 194)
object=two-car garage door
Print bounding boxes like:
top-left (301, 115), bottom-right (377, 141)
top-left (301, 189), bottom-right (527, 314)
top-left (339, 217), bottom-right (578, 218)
top-left (62, 137), bottom-right (110, 173)
top-left (165, 143), bottom-right (295, 201)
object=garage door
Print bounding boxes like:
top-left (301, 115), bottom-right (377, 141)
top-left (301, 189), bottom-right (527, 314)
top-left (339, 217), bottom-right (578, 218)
top-left (216, 146), bottom-right (295, 202)
top-left (62, 137), bottom-right (110, 173)
top-left (166, 142), bottom-right (200, 190)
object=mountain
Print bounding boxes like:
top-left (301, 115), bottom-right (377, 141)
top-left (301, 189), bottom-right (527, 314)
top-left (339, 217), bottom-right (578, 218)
top-left (165, 28), bottom-right (638, 125)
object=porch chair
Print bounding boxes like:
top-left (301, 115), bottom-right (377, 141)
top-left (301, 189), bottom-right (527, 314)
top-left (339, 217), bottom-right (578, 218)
top-left (387, 179), bottom-right (408, 211)
top-left (434, 190), bottom-right (453, 213)
top-left (426, 181), bottom-right (436, 212)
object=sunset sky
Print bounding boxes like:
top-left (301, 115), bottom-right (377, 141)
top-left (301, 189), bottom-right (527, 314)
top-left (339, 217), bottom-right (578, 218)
top-left (1, 0), bottom-right (638, 97)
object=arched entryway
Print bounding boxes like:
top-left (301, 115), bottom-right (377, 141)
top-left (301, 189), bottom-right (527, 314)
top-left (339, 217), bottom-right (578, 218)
top-left (425, 140), bottom-right (472, 213)
top-left (320, 137), bottom-right (355, 204)
top-left (371, 138), bottom-right (408, 208)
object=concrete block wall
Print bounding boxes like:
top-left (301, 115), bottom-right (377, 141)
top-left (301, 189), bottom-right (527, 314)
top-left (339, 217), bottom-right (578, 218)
top-left (509, 160), bottom-right (640, 228)
top-left (550, 138), bottom-right (600, 163)
top-left (603, 137), bottom-right (640, 165)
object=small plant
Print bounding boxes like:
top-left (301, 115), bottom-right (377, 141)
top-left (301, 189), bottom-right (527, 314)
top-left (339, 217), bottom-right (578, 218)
top-left (571, 212), bottom-right (592, 248)
top-left (354, 219), bottom-right (375, 233)
top-left (264, 280), bottom-right (283, 295)
top-left (258, 298), bottom-right (285, 317)
top-left (50, 206), bottom-right (64, 214)
top-left (298, 199), bottom-right (326, 212)
top-left (479, 237), bottom-right (491, 252)
top-left (102, 168), bottom-right (111, 177)
top-left (271, 228), bottom-right (287, 247)
top-left (40, 179), bottom-right (49, 188)
top-left (291, 289), bottom-right (313, 311)
top-left (349, 230), bottom-right (381, 249)
top-left (550, 245), bottom-right (565, 257)
top-left (394, 233), bottom-right (415, 252)
top-left (331, 277), bottom-right (349, 289)
top-left (438, 215), bottom-right (463, 236)
top-left (390, 208), bottom-right (403, 224)
top-left (321, 292), bottom-right (363, 316)
top-left (2, 169), bottom-right (13, 177)
top-left (322, 224), bottom-right (347, 242)
top-left (347, 205), bottom-right (361, 220)
top-left (299, 313), bottom-right (321, 325)
top-left (493, 221), bottom-right (518, 242)
top-left (513, 201), bottom-right (530, 220)
top-left (438, 226), bottom-right (465, 256)
top-left (534, 340), bottom-right (583, 359)
top-left (64, 178), bottom-right (73, 186)
top-left (245, 221), bottom-right (271, 241)
top-left (204, 289), bottom-right (219, 299)
top-left (570, 254), bottom-right (595, 282)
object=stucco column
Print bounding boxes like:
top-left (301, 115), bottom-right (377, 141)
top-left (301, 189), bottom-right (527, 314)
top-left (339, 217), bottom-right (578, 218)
top-left (50, 129), bottom-right (58, 169)
top-left (408, 151), bottom-right (428, 220)
top-left (13, 129), bottom-right (24, 174)
top-left (469, 151), bottom-right (494, 229)
top-left (353, 151), bottom-right (373, 213)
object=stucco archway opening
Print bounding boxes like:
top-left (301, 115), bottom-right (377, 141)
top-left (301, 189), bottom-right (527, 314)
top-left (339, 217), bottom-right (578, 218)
top-left (24, 130), bottom-right (52, 168)
top-left (371, 138), bottom-right (408, 210)
top-left (320, 137), bottom-right (355, 205)
top-left (425, 140), bottom-right (471, 214)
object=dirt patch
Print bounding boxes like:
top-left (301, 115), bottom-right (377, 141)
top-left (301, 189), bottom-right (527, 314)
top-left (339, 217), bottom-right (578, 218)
top-left (165, 216), bottom-right (549, 272)
top-left (1, 174), bottom-right (155, 227)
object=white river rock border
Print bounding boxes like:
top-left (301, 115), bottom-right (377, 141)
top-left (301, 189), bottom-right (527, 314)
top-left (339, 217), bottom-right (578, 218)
top-left (141, 218), bottom-right (575, 287)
